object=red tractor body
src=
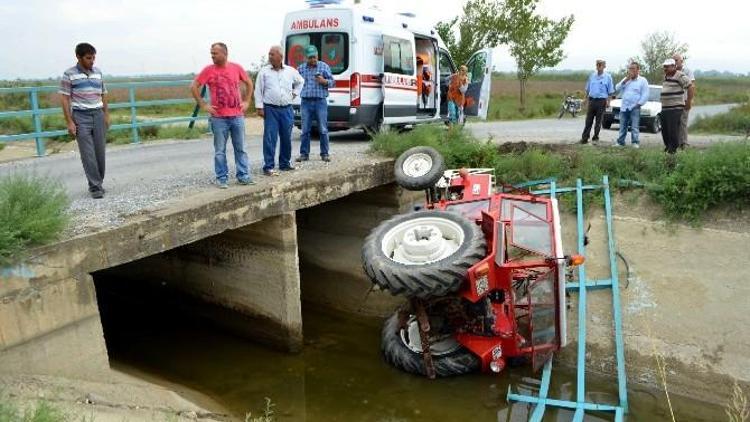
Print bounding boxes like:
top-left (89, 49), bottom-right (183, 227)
top-left (363, 147), bottom-right (571, 378)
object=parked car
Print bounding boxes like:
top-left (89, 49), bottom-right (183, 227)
top-left (603, 84), bottom-right (662, 133)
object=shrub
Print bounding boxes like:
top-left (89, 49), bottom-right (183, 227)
top-left (0, 174), bottom-right (69, 265)
top-left (372, 125), bottom-right (750, 222)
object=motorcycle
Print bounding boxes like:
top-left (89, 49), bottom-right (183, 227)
top-left (558, 94), bottom-right (583, 118)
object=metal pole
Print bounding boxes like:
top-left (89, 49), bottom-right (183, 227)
top-left (128, 87), bottom-right (139, 144)
top-left (29, 90), bottom-right (45, 156)
top-left (188, 85), bottom-right (206, 129)
top-left (604, 175), bottom-right (629, 412)
top-left (572, 178), bottom-right (587, 422)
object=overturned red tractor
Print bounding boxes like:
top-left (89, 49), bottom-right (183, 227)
top-left (362, 146), bottom-right (580, 378)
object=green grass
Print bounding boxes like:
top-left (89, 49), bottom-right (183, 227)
top-left (371, 125), bottom-right (750, 222)
top-left (486, 94), bottom-right (561, 120)
top-left (0, 174), bottom-right (70, 265)
top-left (0, 400), bottom-right (70, 422)
top-left (690, 103), bottom-right (750, 135)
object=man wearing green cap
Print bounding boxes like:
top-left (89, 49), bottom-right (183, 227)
top-left (296, 45), bottom-right (335, 163)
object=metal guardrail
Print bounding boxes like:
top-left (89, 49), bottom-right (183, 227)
top-left (0, 80), bottom-right (208, 156)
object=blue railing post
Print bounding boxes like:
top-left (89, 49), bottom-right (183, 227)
top-left (128, 87), bottom-right (139, 144)
top-left (188, 85), bottom-right (206, 129)
top-left (29, 89), bottom-right (45, 156)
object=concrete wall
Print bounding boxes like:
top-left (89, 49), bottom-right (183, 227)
top-left (0, 272), bottom-right (109, 378)
top-left (296, 183), bottom-right (422, 317)
top-left (103, 213), bottom-right (303, 352)
top-left (556, 205), bottom-right (750, 403)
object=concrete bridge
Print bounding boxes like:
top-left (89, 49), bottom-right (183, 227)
top-left (0, 138), bottom-right (424, 376)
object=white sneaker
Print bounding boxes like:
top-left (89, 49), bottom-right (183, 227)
top-left (611, 143), bottom-right (624, 147)
top-left (631, 143), bottom-right (640, 149)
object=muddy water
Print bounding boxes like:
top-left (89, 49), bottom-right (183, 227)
top-left (97, 279), bottom-right (725, 421)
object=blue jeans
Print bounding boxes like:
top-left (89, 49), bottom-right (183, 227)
top-left (210, 116), bottom-right (250, 182)
top-left (447, 101), bottom-right (463, 124)
top-left (299, 98), bottom-right (330, 157)
top-left (617, 107), bottom-right (641, 145)
top-left (262, 105), bottom-right (294, 171)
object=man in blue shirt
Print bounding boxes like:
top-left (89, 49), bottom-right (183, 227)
top-left (296, 45), bottom-right (335, 163)
top-left (580, 59), bottom-right (614, 144)
top-left (614, 62), bottom-right (650, 148)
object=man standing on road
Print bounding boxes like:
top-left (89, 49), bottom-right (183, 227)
top-left (660, 58), bottom-right (693, 154)
top-left (59, 43), bottom-right (110, 199)
top-left (614, 62), bottom-right (650, 148)
top-left (580, 59), bottom-right (614, 144)
top-left (254, 46), bottom-right (304, 176)
top-left (673, 53), bottom-right (696, 149)
top-left (191, 42), bottom-right (254, 189)
top-left (296, 45), bottom-right (334, 163)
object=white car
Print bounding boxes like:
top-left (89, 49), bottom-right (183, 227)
top-left (603, 84), bottom-right (662, 133)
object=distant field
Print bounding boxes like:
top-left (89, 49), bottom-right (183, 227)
top-left (487, 72), bottom-right (750, 120)
top-left (1, 72), bottom-right (749, 133)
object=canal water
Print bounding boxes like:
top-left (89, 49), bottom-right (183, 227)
top-left (95, 277), bottom-right (725, 421)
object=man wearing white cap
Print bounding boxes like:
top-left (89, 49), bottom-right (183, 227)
top-left (660, 58), bottom-right (693, 154)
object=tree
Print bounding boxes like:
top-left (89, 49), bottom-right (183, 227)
top-left (435, 0), bottom-right (504, 68)
top-left (498, 0), bottom-right (574, 112)
top-left (633, 31), bottom-right (689, 83)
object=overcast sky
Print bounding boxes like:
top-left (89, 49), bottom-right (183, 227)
top-left (1, 0), bottom-right (748, 80)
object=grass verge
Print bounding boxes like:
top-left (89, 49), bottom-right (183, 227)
top-left (371, 125), bottom-right (750, 222)
top-left (690, 103), bottom-right (750, 136)
top-left (0, 174), bottom-right (69, 265)
top-left (0, 400), bottom-right (70, 422)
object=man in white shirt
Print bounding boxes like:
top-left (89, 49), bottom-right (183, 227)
top-left (673, 53), bottom-right (696, 149)
top-left (254, 45), bottom-right (304, 176)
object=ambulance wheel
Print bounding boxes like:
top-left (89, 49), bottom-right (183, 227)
top-left (393, 146), bottom-right (445, 191)
top-left (381, 311), bottom-right (480, 377)
top-left (362, 210), bottom-right (486, 298)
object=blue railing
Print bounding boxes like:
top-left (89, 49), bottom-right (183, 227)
top-left (0, 80), bottom-right (208, 156)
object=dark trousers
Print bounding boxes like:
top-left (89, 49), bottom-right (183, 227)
top-left (581, 98), bottom-right (607, 141)
top-left (72, 109), bottom-right (106, 192)
top-left (262, 104), bottom-right (294, 171)
top-left (661, 108), bottom-right (683, 154)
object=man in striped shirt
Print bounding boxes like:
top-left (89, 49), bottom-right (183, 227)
top-left (660, 58), bottom-right (693, 154)
top-left (59, 43), bottom-right (110, 199)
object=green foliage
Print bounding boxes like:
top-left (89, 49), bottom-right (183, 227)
top-left (0, 400), bottom-right (69, 422)
top-left (653, 142), bottom-right (750, 221)
top-left (690, 103), bottom-right (750, 135)
top-left (497, 0), bottom-right (574, 111)
top-left (372, 126), bottom-right (750, 222)
top-left (631, 31), bottom-right (689, 83)
top-left (0, 174), bottom-right (70, 265)
top-left (436, 0), bottom-right (504, 67)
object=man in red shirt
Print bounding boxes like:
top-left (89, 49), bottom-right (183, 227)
top-left (191, 42), bottom-right (254, 188)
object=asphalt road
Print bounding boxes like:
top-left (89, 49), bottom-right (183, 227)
top-left (0, 103), bottom-right (739, 236)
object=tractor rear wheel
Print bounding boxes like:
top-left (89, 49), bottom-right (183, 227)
top-left (381, 310), bottom-right (480, 377)
top-left (362, 210), bottom-right (486, 298)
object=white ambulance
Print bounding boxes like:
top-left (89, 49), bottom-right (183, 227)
top-left (281, 2), bottom-right (493, 133)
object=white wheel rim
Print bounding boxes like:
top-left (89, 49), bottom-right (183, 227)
top-left (400, 315), bottom-right (461, 356)
top-left (402, 153), bottom-right (433, 178)
top-left (381, 216), bottom-right (465, 265)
